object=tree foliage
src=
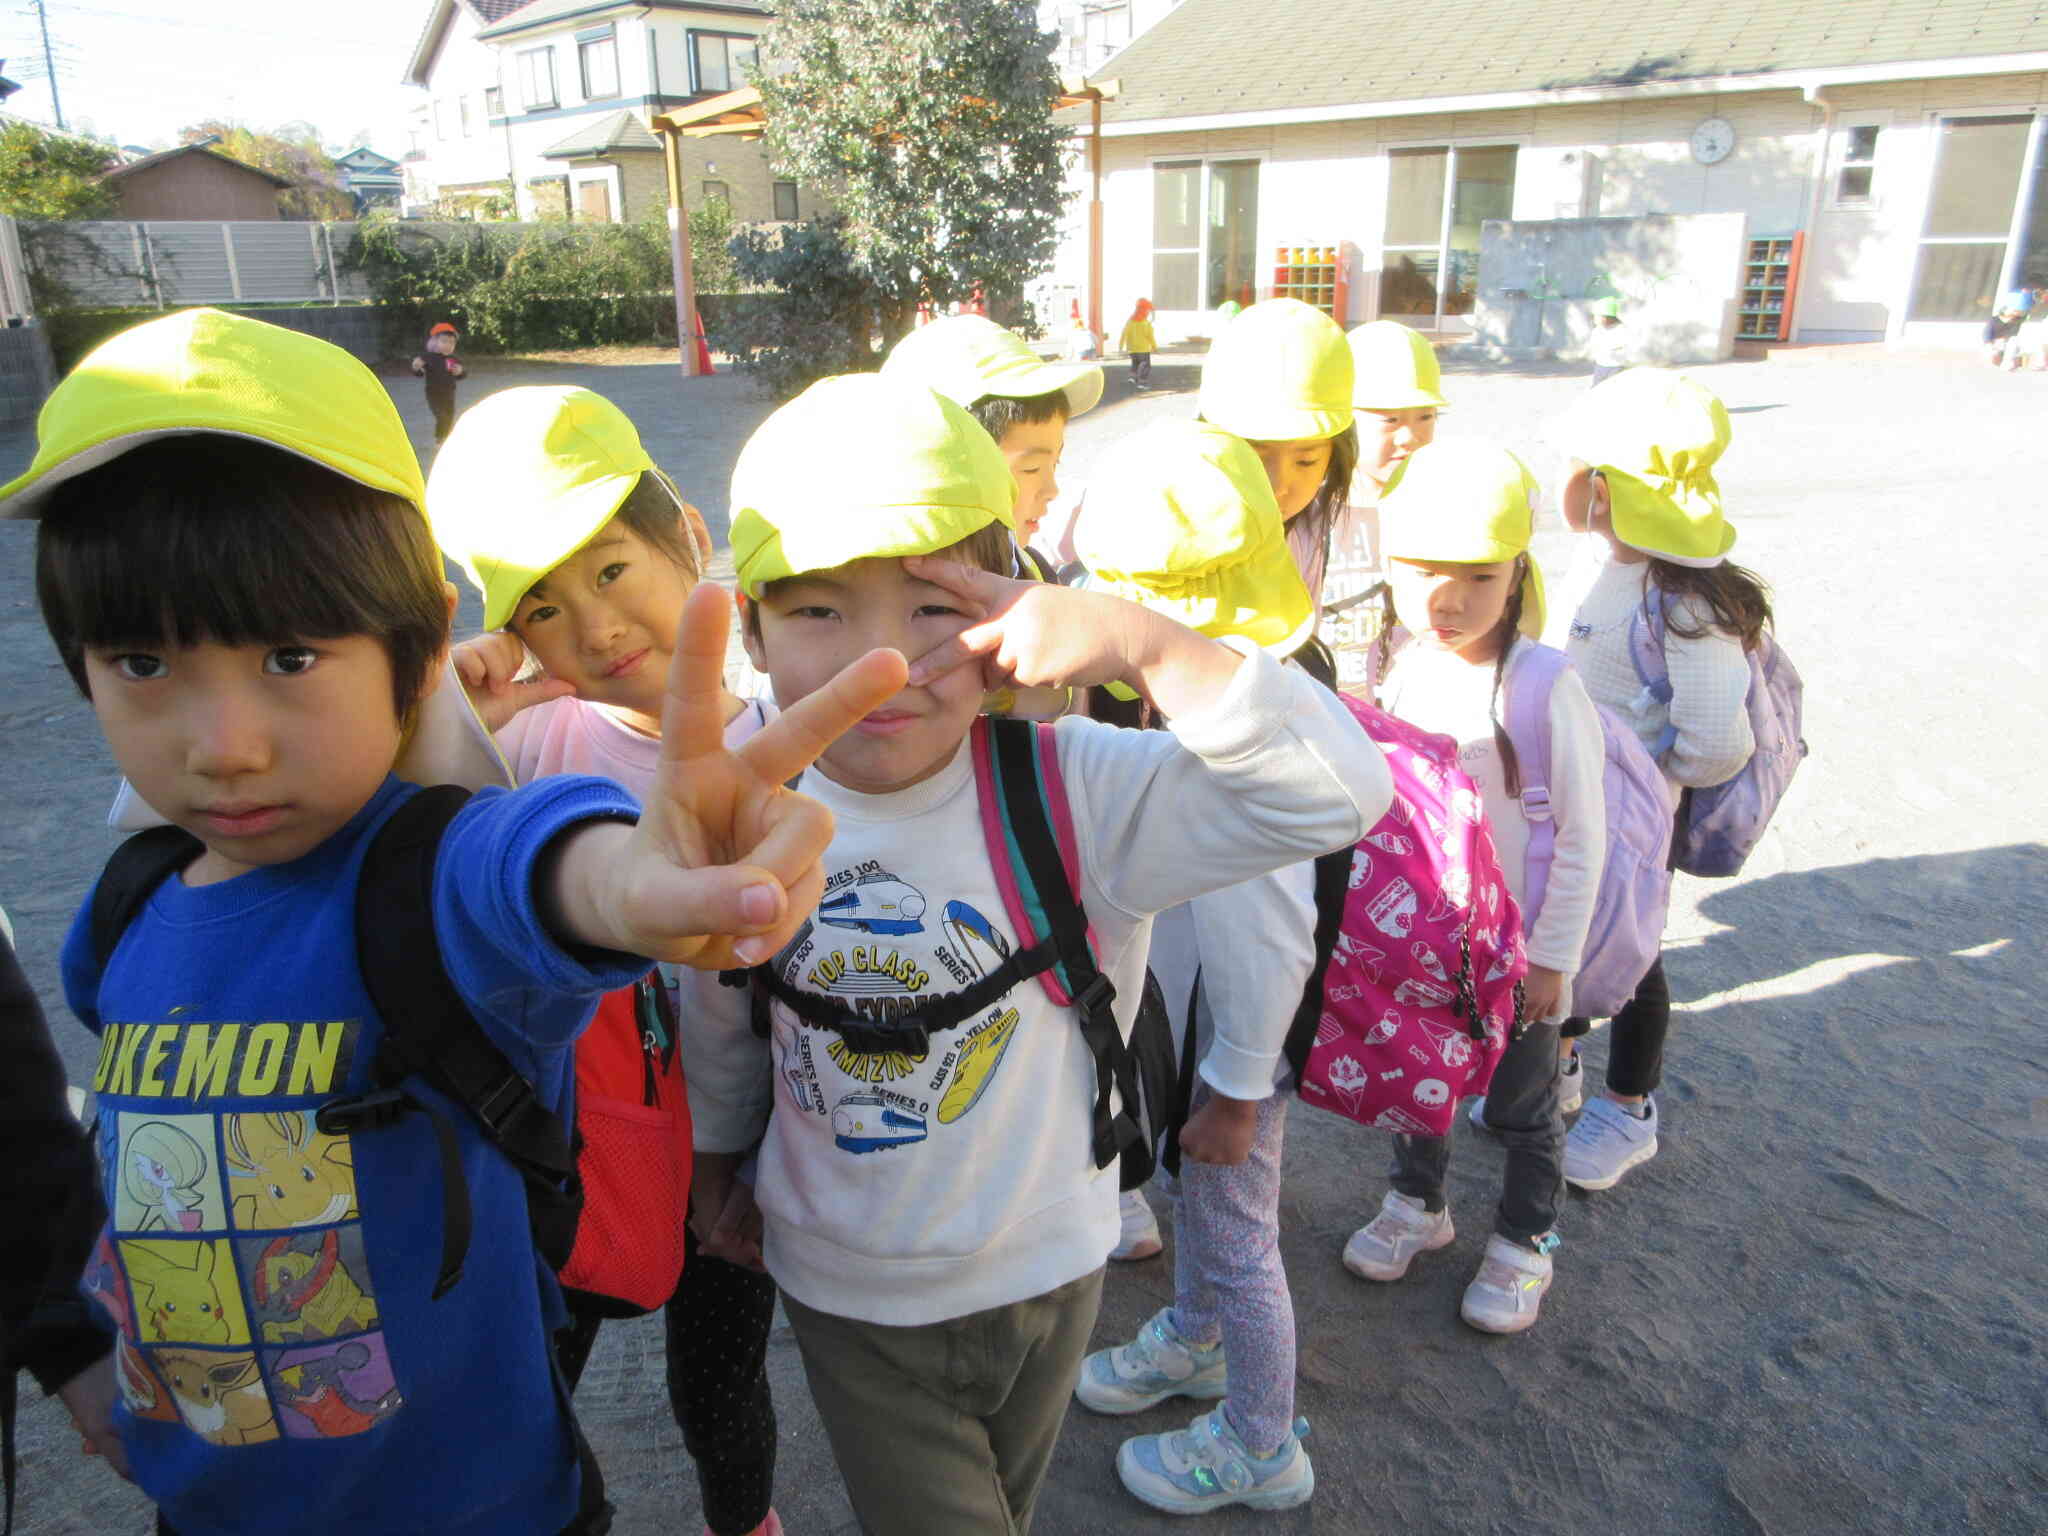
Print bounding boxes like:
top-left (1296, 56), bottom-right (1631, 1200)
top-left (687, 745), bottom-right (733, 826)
top-left (0, 121), bottom-right (118, 220)
top-left (179, 121), bottom-right (355, 221)
top-left (756, 0), bottom-right (1068, 345)
top-left (709, 214), bottom-right (891, 399)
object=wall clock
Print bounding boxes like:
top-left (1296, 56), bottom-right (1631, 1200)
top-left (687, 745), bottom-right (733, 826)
top-left (1691, 117), bottom-right (1736, 165)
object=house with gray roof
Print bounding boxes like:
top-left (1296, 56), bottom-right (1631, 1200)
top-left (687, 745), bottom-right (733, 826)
top-left (1050, 0), bottom-right (2048, 347)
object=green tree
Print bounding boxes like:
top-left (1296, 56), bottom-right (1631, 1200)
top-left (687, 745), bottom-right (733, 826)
top-left (0, 120), bottom-right (118, 219)
top-left (179, 121), bottom-right (355, 221)
top-left (756, 0), bottom-right (1068, 347)
top-left (689, 196), bottom-right (738, 295)
top-left (710, 214), bottom-right (888, 399)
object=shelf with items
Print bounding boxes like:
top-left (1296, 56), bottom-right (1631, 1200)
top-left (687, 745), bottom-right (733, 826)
top-left (1736, 232), bottom-right (1805, 340)
top-left (1269, 243), bottom-right (1352, 321)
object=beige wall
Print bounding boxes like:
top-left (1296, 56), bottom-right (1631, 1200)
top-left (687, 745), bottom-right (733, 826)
top-left (111, 160), bottom-right (281, 222)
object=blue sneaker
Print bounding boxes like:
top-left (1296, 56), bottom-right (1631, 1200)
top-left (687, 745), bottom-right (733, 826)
top-left (1075, 1307), bottom-right (1227, 1415)
top-left (1117, 1407), bottom-right (1314, 1514)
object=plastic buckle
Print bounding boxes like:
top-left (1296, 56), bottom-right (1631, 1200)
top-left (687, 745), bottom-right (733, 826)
top-left (473, 1074), bottom-right (538, 1138)
top-left (316, 1089), bottom-right (408, 1135)
top-left (1073, 973), bottom-right (1116, 1016)
top-left (1521, 786), bottom-right (1553, 822)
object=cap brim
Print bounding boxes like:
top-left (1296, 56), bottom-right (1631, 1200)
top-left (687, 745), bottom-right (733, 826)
top-left (981, 356), bottom-right (1105, 417)
top-left (465, 469), bottom-right (647, 631)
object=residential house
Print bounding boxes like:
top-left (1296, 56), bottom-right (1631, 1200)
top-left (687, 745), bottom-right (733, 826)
top-left (100, 143), bottom-right (291, 221)
top-left (1052, 0), bottom-right (2048, 349)
top-left (1037, 0), bottom-right (1180, 79)
top-left (402, 0), bottom-right (802, 224)
top-left (336, 146), bottom-right (405, 212)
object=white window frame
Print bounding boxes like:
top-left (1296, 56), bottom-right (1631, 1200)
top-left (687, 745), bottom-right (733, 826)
top-left (484, 85), bottom-right (505, 119)
top-left (1896, 104), bottom-right (2046, 341)
top-left (579, 29), bottom-right (621, 101)
top-left (1827, 112), bottom-right (1889, 211)
top-left (1377, 133), bottom-right (1526, 331)
top-left (1145, 151), bottom-right (1269, 315)
top-left (689, 29), bottom-right (759, 95)
top-left (520, 46), bottom-right (559, 110)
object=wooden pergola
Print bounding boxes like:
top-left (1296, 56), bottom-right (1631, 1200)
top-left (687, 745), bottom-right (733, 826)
top-left (647, 76), bottom-right (1119, 378)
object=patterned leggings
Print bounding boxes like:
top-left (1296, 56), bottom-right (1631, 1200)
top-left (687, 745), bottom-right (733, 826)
top-left (1168, 1087), bottom-right (1296, 1455)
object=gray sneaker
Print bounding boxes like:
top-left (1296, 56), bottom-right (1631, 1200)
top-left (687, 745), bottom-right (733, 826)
top-left (1076, 1307), bottom-right (1228, 1415)
top-left (1342, 1191), bottom-right (1454, 1282)
top-left (1562, 1095), bottom-right (1659, 1190)
top-left (1117, 1407), bottom-right (1314, 1514)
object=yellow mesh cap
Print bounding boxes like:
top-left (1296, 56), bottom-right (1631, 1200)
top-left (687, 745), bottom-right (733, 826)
top-left (1197, 299), bottom-right (1355, 443)
top-left (882, 315), bottom-right (1104, 417)
top-left (0, 307), bottom-right (423, 519)
top-left (1076, 420), bottom-right (1314, 656)
top-left (428, 385), bottom-right (660, 630)
top-left (1380, 440), bottom-right (1546, 636)
top-left (1551, 366), bottom-right (1734, 568)
top-left (729, 374), bottom-right (1017, 596)
top-left (1348, 320), bottom-right (1447, 410)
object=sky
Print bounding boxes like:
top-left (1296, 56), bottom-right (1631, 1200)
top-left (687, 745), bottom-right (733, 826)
top-left (0, 0), bottom-right (432, 153)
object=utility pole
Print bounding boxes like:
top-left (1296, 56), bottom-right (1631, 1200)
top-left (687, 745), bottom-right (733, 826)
top-left (33, 0), bottom-right (65, 130)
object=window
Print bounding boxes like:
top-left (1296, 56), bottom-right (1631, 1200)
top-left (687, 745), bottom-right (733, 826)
top-left (1909, 114), bottom-right (2034, 320)
top-left (1381, 143), bottom-right (1518, 325)
top-left (773, 180), bottom-right (799, 221)
top-left (484, 85), bottom-right (504, 118)
top-left (434, 99), bottom-right (449, 140)
top-left (459, 95), bottom-right (474, 136)
top-left (691, 31), bottom-right (760, 94)
top-left (701, 180), bottom-right (729, 205)
top-left (1833, 123), bottom-right (1881, 208)
top-left (1149, 158), bottom-right (1260, 310)
top-left (520, 47), bottom-right (558, 109)
top-left (579, 32), bottom-right (620, 99)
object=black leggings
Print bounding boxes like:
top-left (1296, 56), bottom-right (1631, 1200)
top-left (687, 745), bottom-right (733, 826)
top-left (1560, 955), bottom-right (1671, 1098)
top-left (557, 1226), bottom-right (780, 1536)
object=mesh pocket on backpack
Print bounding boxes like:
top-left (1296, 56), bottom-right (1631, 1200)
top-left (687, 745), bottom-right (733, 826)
top-left (559, 1092), bottom-right (689, 1314)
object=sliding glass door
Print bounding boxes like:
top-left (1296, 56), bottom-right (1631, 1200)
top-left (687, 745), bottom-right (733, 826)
top-left (1380, 144), bottom-right (1518, 330)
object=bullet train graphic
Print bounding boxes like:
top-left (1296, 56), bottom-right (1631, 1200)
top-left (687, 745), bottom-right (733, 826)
top-left (818, 874), bottom-right (928, 935)
top-left (832, 1092), bottom-right (929, 1153)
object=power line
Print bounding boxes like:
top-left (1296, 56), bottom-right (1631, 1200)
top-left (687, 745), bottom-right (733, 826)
top-left (31, 0), bottom-right (63, 128)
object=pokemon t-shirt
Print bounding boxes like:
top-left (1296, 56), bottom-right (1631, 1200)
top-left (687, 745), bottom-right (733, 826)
top-left (62, 774), bottom-right (644, 1536)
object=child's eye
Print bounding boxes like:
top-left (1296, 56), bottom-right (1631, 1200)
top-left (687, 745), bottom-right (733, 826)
top-left (789, 605), bottom-right (837, 621)
top-left (915, 604), bottom-right (966, 620)
top-left (523, 603), bottom-right (561, 625)
top-left (110, 654), bottom-right (166, 681)
top-left (263, 646), bottom-right (319, 676)
top-left (597, 562), bottom-right (628, 585)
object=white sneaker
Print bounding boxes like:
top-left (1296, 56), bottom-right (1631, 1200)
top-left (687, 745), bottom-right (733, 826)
top-left (1110, 1187), bottom-right (1162, 1262)
top-left (1468, 1049), bottom-right (1582, 1132)
top-left (1342, 1191), bottom-right (1454, 1282)
top-left (1117, 1407), bottom-right (1314, 1514)
top-left (1460, 1233), bottom-right (1556, 1334)
top-left (1562, 1095), bottom-right (1659, 1191)
top-left (1075, 1307), bottom-right (1227, 1415)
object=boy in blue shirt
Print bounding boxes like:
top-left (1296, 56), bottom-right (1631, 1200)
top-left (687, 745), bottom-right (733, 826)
top-left (0, 308), bottom-right (903, 1536)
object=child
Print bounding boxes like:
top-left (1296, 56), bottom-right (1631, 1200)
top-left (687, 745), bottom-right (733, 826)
top-left (690, 372), bottom-right (1390, 1535)
top-left (881, 313), bottom-right (1104, 578)
top-left (1984, 294), bottom-right (2028, 369)
top-left (1548, 367), bottom-right (1764, 1192)
top-left (411, 321), bottom-right (466, 442)
top-left (1588, 296), bottom-right (1629, 385)
top-left (1, 307), bottom-right (902, 1536)
top-left (1120, 298), bottom-right (1157, 389)
top-left (1069, 419), bottom-right (1323, 1512)
top-left (1340, 441), bottom-right (1605, 1332)
top-left (2015, 288), bottom-right (2048, 370)
top-left (430, 384), bottom-right (785, 1536)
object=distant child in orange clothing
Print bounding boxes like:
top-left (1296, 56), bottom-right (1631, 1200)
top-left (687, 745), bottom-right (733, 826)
top-left (1120, 299), bottom-right (1157, 390)
top-left (410, 321), bottom-right (467, 443)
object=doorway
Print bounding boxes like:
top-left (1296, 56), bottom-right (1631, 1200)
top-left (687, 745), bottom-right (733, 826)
top-left (1380, 144), bottom-right (1518, 330)
top-left (1906, 113), bottom-right (2048, 324)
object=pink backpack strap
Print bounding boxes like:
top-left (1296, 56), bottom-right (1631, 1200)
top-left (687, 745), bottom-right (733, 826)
top-left (970, 717), bottom-right (1094, 1007)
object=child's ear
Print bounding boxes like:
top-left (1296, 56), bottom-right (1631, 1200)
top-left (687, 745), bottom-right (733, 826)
top-left (737, 591), bottom-right (768, 671)
top-left (679, 503), bottom-right (715, 572)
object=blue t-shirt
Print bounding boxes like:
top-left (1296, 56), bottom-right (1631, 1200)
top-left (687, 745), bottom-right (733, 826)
top-left (62, 774), bottom-right (645, 1536)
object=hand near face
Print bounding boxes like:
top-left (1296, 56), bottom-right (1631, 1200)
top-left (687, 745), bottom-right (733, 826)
top-left (452, 631), bottom-right (577, 733)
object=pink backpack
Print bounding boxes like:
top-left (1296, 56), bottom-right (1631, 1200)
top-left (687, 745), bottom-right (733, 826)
top-left (1284, 694), bottom-right (1528, 1137)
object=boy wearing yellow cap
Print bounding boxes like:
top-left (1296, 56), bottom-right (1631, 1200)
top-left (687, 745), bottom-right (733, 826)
top-left (3, 308), bottom-right (900, 1536)
top-left (691, 373), bottom-right (1388, 1535)
top-left (1548, 367), bottom-right (1767, 1191)
top-left (1343, 441), bottom-right (1605, 1334)
top-left (1068, 420), bottom-right (1327, 1512)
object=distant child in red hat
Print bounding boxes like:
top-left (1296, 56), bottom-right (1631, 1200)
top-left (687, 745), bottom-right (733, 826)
top-left (410, 321), bottom-right (467, 442)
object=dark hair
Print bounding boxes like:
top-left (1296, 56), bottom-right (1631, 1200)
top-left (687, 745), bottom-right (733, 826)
top-left (1645, 559), bottom-right (1773, 651)
top-left (36, 437), bottom-right (448, 721)
top-left (1368, 562), bottom-right (1526, 796)
top-left (968, 388), bottom-right (1069, 444)
top-left (611, 471), bottom-right (701, 580)
top-left (742, 519), bottom-right (1016, 643)
top-left (1289, 424), bottom-right (1360, 577)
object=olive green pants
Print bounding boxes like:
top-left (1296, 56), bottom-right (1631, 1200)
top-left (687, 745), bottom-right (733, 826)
top-left (783, 1267), bottom-right (1105, 1535)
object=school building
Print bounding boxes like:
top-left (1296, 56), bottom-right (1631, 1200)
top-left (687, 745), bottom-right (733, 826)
top-left (1049, 0), bottom-right (2048, 353)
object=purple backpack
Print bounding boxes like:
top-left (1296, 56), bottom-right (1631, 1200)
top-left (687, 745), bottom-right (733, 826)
top-left (1629, 589), bottom-right (1807, 878)
top-left (1500, 643), bottom-right (1675, 1020)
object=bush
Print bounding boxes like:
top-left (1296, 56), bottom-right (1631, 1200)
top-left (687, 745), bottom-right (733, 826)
top-left (708, 216), bottom-right (893, 400)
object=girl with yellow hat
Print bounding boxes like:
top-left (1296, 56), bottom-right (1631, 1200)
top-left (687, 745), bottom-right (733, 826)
top-left (1343, 440), bottom-right (1604, 1334)
top-left (1546, 367), bottom-right (1770, 1195)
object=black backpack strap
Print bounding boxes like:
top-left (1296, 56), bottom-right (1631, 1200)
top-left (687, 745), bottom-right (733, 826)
top-left (321, 785), bottom-right (580, 1299)
top-left (89, 824), bottom-right (204, 972)
top-left (749, 937), bottom-right (1060, 1052)
top-left (1159, 966), bottom-right (1203, 1179)
top-left (987, 718), bottom-right (1147, 1174)
top-left (1281, 847), bottom-right (1355, 1085)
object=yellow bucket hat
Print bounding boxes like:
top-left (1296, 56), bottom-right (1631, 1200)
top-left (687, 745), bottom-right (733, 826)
top-left (1380, 440), bottom-right (1546, 636)
top-left (729, 374), bottom-right (1016, 597)
top-left (1348, 320), bottom-right (1447, 411)
top-left (1197, 299), bottom-right (1354, 443)
top-left (1076, 420), bottom-right (1315, 656)
top-left (0, 306), bottom-right (424, 518)
top-left (881, 314), bottom-right (1104, 417)
top-left (429, 385), bottom-right (668, 631)
top-left (1551, 367), bottom-right (1734, 567)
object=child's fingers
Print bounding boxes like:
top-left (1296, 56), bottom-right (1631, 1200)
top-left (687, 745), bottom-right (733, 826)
top-left (738, 646), bottom-right (909, 787)
top-left (901, 555), bottom-right (998, 618)
top-left (657, 581), bottom-right (747, 764)
top-left (454, 648), bottom-right (488, 689)
top-left (905, 622), bottom-right (1002, 687)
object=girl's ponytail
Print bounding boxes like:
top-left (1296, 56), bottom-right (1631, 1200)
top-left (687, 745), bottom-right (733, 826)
top-left (1645, 559), bottom-right (1773, 651)
top-left (1486, 564), bottom-right (1527, 798)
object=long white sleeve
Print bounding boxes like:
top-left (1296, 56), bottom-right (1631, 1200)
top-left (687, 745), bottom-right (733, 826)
top-left (1188, 861), bottom-right (1320, 1098)
top-left (1521, 661), bottom-right (1606, 989)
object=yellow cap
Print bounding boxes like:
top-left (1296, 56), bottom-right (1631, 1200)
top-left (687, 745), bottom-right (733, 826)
top-left (1197, 299), bottom-right (1354, 443)
top-left (729, 374), bottom-right (1016, 597)
top-left (0, 306), bottom-right (423, 519)
top-left (1551, 367), bottom-right (1734, 568)
top-left (1348, 320), bottom-right (1448, 411)
top-left (882, 315), bottom-right (1104, 417)
top-left (1076, 420), bottom-right (1315, 656)
top-left (428, 385), bottom-right (664, 631)
top-left (1380, 440), bottom-right (1546, 636)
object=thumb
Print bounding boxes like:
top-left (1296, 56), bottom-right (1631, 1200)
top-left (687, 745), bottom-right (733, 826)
top-left (519, 676), bottom-right (579, 707)
top-left (628, 858), bottom-right (792, 960)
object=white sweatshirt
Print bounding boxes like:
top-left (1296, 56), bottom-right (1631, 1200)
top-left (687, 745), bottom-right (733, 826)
top-left (495, 694), bottom-right (778, 1151)
top-left (1380, 637), bottom-right (1605, 1014)
top-left (687, 643), bottom-right (1390, 1326)
top-left (1548, 541), bottom-right (1755, 789)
